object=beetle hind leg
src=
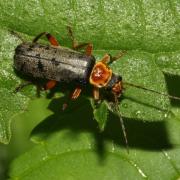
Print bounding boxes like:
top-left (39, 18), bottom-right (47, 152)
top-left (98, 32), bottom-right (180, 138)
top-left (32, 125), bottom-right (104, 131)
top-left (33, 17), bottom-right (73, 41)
top-left (14, 81), bottom-right (33, 93)
top-left (14, 81), bottom-right (44, 97)
top-left (62, 86), bottom-right (82, 110)
top-left (71, 87), bottom-right (82, 100)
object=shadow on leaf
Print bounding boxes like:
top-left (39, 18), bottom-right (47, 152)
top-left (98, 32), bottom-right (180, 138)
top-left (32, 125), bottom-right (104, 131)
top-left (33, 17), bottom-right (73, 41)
top-left (31, 95), bottom-right (172, 160)
top-left (165, 74), bottom-right (180, 107)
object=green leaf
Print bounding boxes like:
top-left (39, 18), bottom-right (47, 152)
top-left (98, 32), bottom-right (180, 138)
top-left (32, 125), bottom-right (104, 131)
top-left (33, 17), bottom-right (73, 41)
top-left (155, 51), bottom-right (180, 76)
top-left (113, 51), bottom-right (171, 121)
top-left (0, 1), bottom-right (179, 52)
top-left (93, 50), bottom-right (171, 122)
top-left (0, 29), bottom-right (32, 144)
top-left (9, 104), bottom-right (180, 179)
top-left (0, 0), bottom-right (180, 144)
top-left (0, 0), bottom-right (180, 179)
top-left (91, 100), bottom-right (108, 131)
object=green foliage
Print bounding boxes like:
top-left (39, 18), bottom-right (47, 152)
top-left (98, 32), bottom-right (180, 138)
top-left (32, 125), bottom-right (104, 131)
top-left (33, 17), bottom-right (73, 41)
top-left (0, 0), bottom-right (180, 179)
top-left (9, 109), bottom-right (180, 180)
top-left (91, 100), bottom-right (109, 131)
top-left (155, 51), bottom-right (180, 76)
top-left (0, 29), bottom-right (31, 144)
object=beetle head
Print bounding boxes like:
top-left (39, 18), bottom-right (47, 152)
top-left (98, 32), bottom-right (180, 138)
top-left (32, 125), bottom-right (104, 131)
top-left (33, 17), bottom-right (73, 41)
top-left (106, 74), bottom-right (123, 97)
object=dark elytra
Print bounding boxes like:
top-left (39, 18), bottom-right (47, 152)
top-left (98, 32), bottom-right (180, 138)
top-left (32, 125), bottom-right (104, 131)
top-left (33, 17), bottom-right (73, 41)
top-left (14, 42), bottom-right (96, 84)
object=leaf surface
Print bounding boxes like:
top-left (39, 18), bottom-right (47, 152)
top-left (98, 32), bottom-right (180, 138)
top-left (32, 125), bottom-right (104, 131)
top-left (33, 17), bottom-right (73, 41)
top-left (0, 1), bottom-right (179, 179)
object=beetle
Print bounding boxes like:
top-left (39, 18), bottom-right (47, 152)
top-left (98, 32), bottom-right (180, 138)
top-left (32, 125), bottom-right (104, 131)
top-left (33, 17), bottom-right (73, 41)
top-left (13, 28), bottom-right (129, 150)
top-left (14, 28), bottom-right (124, 102)
top-left (13, 28), bottom-right (180, 152)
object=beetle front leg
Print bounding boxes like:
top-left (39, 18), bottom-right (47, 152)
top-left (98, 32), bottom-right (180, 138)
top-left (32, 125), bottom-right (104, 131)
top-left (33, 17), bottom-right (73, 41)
top-left (33, 32), bottom-right (60, 46)
top-left (99, 51), bottom-right (126, 65)
top-left (100, 54), bottom-right (111, 64)
top-left (108, 50), bottom-right (127, 65)
top-left (93, 87), bottom-right (100, 101)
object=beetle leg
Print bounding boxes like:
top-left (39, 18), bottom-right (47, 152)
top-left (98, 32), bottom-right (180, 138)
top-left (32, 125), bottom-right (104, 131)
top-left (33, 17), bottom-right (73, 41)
top-left (85, 43), bottom-right (93, 56)
top-left (71, 42), bottom-right (93, 56)
top-left (15, 81), bottom-right (45, 97)
top-left (36, 84), bottom-right (44, 97)
top-left (67, 25), bottom-right (79, 49)
top-left (100, 54), bottom-right (111, 64)
top-left (71, 87), bottom-right (82, 100)
top-left (45, 80), bottom-right (57, 90)
top-left (62, 87), bottom-right (82, 111)
top-left (67, 26), bottom-right (93, 56)
top-left (14, 81), bottom-right (33, 93)
top-left (33, 32), bottom-right (59, 46)
top-left (108, 50), bottom-right (127, 65)
top-left (93, 87), bottom-right (100, 100)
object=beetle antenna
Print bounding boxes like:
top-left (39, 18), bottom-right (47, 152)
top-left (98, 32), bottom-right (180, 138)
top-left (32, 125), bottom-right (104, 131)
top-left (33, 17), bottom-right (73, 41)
top-left (124, 82), bottom-right (180, 101)
top-left (114, 95), bottom-right (129, 153)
